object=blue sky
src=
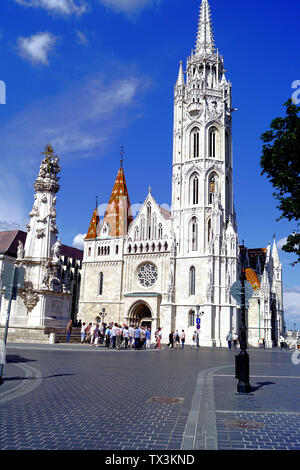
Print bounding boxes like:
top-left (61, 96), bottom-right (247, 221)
top-left (0, 0), bottom-right (299, 328)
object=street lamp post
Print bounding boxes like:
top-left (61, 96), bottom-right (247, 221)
top-left (196, 305), bottom-right (200, 348)
top-left (235, 249), bottom-right (252, 394)
top-left (195, 305), bottom-right (204, 348)
top-left (100, 308), bottom-right (107, 324)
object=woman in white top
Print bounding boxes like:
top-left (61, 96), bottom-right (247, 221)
top-left (81, 323), bottom-right (86, 343)
top-left (180, 330), bottom-right (186, 349)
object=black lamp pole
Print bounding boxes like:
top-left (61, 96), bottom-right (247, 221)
top-left (235, 248), bottom-right (251, 394)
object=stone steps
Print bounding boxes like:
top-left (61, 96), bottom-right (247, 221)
top-left (51, 327), bottom-right (81, 344)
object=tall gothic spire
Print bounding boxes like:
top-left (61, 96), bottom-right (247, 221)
top-left (176, 61), bottom-right (184, 86)
top-left (102, 163), bottom-right (133, 237)
top-left (85, 203), bottom-right (100, 240)
top-left (195, 0), bottom-right (215, 55)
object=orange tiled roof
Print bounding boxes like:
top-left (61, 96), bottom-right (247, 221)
top-left (245, 268), bottom-right (260, 290)
top-left (102, 166), bottom-right (133, 237)
top-left (85, 207), bottom-right (100, 240)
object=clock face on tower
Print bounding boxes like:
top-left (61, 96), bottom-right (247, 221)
top-left (137, 263), bottom-right (158, 288)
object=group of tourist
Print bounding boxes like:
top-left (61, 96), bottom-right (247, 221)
top-left (77, 322), bottom-right (189, 350)
top-left (80, 322), bottom-right (153, 350)
top-left (226, 331), bottom-right (239, 349)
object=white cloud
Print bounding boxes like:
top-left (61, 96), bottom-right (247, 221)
top-left (277, 237), bottom-right (288, 250)
top-left (0, 71), bottom-right (147, 165)
top-left (0, 220), bottom-right (24, 231)
top-left (284, 287), bottom-right (300, 322)
top-left (76, 30), bottom-right (89, 46)
top-left (0, 70), bottom-right (148, 239)
top-left (72, 233), bottom-right (86, 250)
top-left (14, 0), bottom-right (88, 16)
top-left (17, 32), bottom-right (58, 66)
top-left (99, 0), bottom-right (161, 14)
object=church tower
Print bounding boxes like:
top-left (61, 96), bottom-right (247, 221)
top-left (171, 0), bottom-right (239, 347)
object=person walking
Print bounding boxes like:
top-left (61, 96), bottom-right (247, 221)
top-left (173, 330), bottom-right (180, 349)
top-left (157, 328), bottom-right (162, 350)
top-left (116, 324), bottom-right (122, 350)
top-left (280, 335), bottom-right (285, 350)
top-left (134, 325), bottom-right (141, 350)
top-left (226, 332), bottom-right (233, 349)
top-left (66, 319), bottom-right (72, 344)
top-left (90, 323), bottom-right (96, 345)
top-left (232, 331), bottom-right (238, 349)
top-left (85, 323), bottom-right (92, 343)
top-left (168, 331), bottom-right (174, 348)
top-left (93, 324), bottom-right (100, 347)
top-left (180, 330), bottom-right (185, 349)
top-left (192, 331), bottom-right (197, 348)
top-left (80, 322), bottom-right (86, 343)
top-left (111, 323), bottom-right (117, 349)
top-left (123, 326), bottom-right (129, 349)
top-left (99, 323), bottom-right (104, 344)
top-left (140, 327), bottom-right (145, 349)
top-left (145, 327), bottom-right (151, 349)
top-left (105, 325), bottom-right (111, 348)
top-left (129, 324), bottom-right (135, 348)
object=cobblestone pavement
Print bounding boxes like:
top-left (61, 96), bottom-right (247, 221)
top-left (0, 343), bottom-right (299, 451)
top-left (214, 349), bottom-right (300, 450)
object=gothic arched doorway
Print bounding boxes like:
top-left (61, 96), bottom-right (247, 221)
top-left (129, 301), bottom-right (152, 329)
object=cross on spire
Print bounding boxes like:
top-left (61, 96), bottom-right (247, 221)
top-left (120, 145), bottom-right (125, 167)
top-left (41, 143), bottom-right (55, 173)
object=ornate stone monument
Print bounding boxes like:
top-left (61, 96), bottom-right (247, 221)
top-left (0, 145), bottom-right (72, 337)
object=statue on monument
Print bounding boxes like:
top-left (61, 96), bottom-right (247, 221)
top-left (52, 239), bottom-right (62, 263)
top-left (17, 240), bottom-right (25, 260)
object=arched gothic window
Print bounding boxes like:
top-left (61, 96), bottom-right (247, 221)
top-left (152, 214), bottom-right (157, 240)
top-left (208, 218), bottom-right (212, 243)
top-left (209, 127), bottom-right (218, 158)
top-left (140, 216), bottom-right (145, 241)
top-left (208, 173), bottom-right (218, 204)
top-left (226, 177), bottom-right (230, 212)
top-left (158, 223), bottom-right (163, 240)
top-left (147, 203), bottom-right (152, 239)
top-left (225, 131), bottom-right (230, 166)
top-left (189, 310), bottom-right (195, 327)
top-left (88, 247), bottom-right (91, 257)
top-left (190, 217), bottom-right (198, 252)
top-left (99, 272), bottom-right (104, 296)
top-left (189, 266), bottom-right (196, 296)
top-left (134, 227), bottom-right (139, 242)
top-left (191, 174), bottom-right (199, 205)
top-left (191, 127), bottom-right (200, 159)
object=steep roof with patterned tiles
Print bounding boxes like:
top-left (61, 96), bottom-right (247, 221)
top-left (85, 205), bottom-right (100, 240)
top-left (102, 164), bottom-right (133, 237)
top-left (245, 267), bottom-right (261, 291)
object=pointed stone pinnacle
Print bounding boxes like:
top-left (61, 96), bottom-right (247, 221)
top-left (195, 0), bottom-right (215, 56)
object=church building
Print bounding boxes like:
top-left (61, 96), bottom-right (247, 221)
top-left (78, 0), bottom-right (284, 347)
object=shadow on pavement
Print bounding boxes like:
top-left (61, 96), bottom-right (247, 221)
top-left (251, 381), bottom-right (275, 392)
top-left (1, 373), bottom-right (76, 383)
top-left (6, 355), bottom-right (36, 363)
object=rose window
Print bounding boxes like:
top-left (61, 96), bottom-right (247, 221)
top-left (137, 263), bottom-right (158, 287)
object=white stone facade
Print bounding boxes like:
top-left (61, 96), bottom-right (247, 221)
top-left (78, 0), bottom-right (284, 347)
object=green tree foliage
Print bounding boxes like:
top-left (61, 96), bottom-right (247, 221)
top-left (260, 99), bottom-right (300, 265)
